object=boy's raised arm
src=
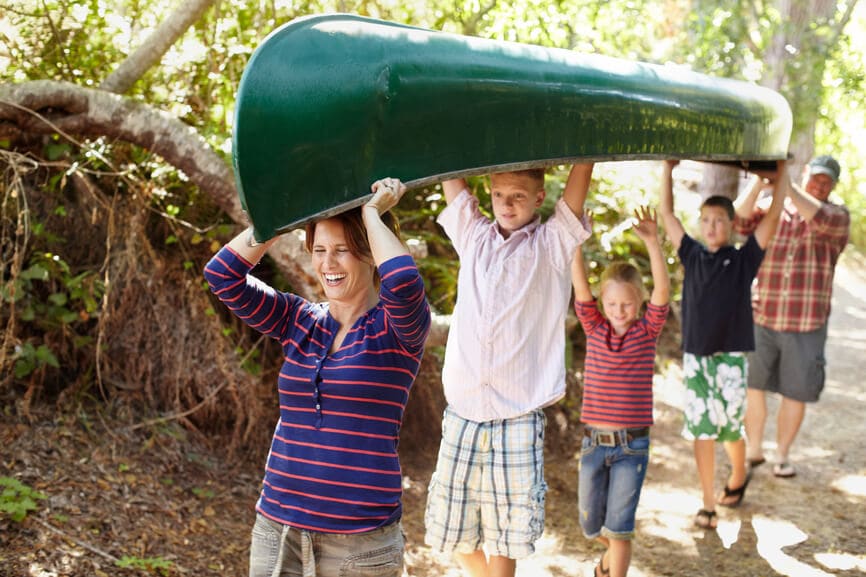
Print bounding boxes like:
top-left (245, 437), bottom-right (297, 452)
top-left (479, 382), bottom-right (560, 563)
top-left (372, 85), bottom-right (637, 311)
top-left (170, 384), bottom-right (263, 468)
top-left (442, 177), bottom-right (469, 204)
top-left (753, 161), bottom-right (788, 249)
top-left (734, 174), bottom-right (764, 219)
top-left (632, 206), bottom-right (670, 307)
top-left (563, 163), bottom-right (594, 217)
top-left (658, 160), bottom-right (685, 250)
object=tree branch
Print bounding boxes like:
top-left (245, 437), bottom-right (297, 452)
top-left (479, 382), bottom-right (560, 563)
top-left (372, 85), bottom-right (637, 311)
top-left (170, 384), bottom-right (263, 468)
top-left (100, 0), bottom-right (217, 94)
top-left (0, 79), bottom-right (319, 299)
top-left (0, 79), bottom-right (452, 342)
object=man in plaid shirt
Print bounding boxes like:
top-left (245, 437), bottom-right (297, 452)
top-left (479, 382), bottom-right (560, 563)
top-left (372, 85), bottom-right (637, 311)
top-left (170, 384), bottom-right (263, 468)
top-left (734, 155), bottom-right (850, 479)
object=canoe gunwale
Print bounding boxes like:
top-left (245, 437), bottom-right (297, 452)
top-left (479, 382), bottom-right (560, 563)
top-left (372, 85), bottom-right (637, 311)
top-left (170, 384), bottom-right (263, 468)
top-left (259, 154), bottom-right (786, 237)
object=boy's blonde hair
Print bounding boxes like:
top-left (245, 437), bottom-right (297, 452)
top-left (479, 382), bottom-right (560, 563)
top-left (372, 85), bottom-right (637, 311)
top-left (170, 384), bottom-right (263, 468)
top-left (599, 262), bottom-right (648, 302)
top-left (490, 168), bottom-right (546, 190)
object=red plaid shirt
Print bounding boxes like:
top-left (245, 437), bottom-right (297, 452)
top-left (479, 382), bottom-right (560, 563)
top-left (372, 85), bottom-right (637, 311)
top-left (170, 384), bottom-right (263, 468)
top-left (736, 199), bottom-right (849, 332)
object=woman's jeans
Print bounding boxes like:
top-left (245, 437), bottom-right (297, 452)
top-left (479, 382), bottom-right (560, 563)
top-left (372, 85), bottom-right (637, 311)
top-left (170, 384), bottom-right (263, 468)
top-left (249, 514), bottom-right (404, 577)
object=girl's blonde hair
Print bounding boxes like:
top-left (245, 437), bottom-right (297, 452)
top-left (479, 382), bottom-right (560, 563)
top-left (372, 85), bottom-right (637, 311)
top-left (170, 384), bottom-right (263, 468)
top-left (599, 261), bottom-right (648, 303)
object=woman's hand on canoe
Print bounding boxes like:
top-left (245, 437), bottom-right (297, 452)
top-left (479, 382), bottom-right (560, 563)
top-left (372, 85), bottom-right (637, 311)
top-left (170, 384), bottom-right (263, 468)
top-left (366, 178), bottom-right (407, 214)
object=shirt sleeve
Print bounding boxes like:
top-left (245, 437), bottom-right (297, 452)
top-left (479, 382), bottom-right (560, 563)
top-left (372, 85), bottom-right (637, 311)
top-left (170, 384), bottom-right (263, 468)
top-left (741, 234), bottom-right (766, 280)
top-left (203, 245), bottom-right (302, 341)
top-left (436, 189), bottom-right (487, 257)
top-left (574, 299), bottom-right (605, 335)
top-left (543, 198), bottom-right (592, 271)
top-left (677, 233), bottom-right (698, 263)
top-left (810, 203), bottom-right (850, 249)
top-left (378, 255), bottom-right (431, 355)
top-left (642, 302), bottom-right (670, 340)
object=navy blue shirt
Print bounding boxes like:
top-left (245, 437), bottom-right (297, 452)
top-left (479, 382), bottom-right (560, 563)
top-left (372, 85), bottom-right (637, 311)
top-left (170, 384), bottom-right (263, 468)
top-left (678, 234), bottom-right (764, 355)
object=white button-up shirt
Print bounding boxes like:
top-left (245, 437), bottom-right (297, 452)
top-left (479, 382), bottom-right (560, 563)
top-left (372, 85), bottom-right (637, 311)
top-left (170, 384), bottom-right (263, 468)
top-left (438, 189), bottom-right (591, 422)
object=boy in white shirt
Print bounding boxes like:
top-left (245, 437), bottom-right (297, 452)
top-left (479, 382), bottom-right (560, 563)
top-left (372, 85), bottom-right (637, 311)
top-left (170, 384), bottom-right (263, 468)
top-left (424, 164), bottom-right (593, 577)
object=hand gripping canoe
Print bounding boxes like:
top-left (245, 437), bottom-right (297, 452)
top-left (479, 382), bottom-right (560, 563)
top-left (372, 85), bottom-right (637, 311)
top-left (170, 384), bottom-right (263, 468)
top-left (234, 13), bottom-right (792, 240)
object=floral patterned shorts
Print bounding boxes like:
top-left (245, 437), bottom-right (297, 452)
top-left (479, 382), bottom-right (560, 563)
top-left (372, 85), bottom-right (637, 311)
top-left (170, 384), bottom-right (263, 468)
top-left (681, 352), bottom-right (747, 442)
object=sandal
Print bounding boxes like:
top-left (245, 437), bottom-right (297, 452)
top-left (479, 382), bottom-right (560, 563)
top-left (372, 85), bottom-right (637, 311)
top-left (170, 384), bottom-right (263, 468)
top-left (694, 508), bottom-right (718, 529)
top-left (747, 456), bottom-right (766, 469)
top-left (594, 552), bottom-right (609, 577)
top-left (773, 462), bottom-right (796, 478)
top-left (718, 470), bottom-right (752, 507)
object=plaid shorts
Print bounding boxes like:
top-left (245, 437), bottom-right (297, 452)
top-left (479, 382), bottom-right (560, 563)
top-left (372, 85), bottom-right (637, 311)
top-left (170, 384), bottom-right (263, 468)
top-left (424, 406), bottom-right (547, 559)
top-left (681, 352), bottom-right (747, 442)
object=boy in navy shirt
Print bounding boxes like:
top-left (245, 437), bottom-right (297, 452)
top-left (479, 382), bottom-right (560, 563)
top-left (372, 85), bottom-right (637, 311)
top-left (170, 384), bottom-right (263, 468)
top-left (658, 160), bottom-right (786, 529)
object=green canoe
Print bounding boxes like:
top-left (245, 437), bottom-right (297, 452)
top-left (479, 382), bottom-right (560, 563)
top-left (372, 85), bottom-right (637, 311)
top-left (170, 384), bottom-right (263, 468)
top-left (234, 14), bottom-right (792, 240)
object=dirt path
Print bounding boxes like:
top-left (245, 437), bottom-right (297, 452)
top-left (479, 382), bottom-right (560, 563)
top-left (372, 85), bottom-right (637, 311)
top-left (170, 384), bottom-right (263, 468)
top-left (402, 252), bottom-right (866, 577)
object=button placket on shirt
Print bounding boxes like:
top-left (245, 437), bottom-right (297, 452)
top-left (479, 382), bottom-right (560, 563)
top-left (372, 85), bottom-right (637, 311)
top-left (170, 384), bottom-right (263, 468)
top-left (481, 250), bottom-right (501, 410)
top-left (312, 356), bottom-right (324, 428)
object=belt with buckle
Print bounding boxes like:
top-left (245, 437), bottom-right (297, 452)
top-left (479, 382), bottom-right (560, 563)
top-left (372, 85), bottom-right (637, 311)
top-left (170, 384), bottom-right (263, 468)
top-left (584, 427), bottom-right (650, 447)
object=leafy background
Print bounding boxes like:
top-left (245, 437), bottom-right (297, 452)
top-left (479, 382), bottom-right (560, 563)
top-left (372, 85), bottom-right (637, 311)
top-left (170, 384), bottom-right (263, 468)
top-left (1, 1), bottom-right (865, 574)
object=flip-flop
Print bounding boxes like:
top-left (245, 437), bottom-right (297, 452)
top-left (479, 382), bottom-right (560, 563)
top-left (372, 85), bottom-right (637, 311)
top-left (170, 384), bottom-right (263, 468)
top-left (694, 508), bottom-right (718, 529)
top-left (773, 462), bottom-right (796, 478)
top-left (718, 470), bottom-right (752, 507)
top-left (594, 552), bottom-right (609, 577)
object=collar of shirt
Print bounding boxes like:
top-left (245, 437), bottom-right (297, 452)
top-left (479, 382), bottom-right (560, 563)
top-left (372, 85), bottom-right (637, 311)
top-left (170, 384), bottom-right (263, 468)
top-left (494, 214), bottom-right (541, 240)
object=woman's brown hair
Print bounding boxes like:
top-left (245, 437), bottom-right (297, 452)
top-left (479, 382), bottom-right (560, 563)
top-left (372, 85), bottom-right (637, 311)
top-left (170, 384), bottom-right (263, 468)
top-left (304, 207), bottom-right (402, 285)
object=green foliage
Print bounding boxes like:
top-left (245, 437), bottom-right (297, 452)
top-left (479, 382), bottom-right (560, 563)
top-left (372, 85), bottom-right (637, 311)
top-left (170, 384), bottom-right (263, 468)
top-left (4, 251), bottom-right (103, 380)
top-left (0, 477), bottom-right (47, 523)
top-left (191, 486), bottom-right (215, 499)
top-left (816, 10), bottom-right (866, 250)
top-left (115, 555), bottom-right (173, 575)
top-left (12, 343), bottom-right (59, 379)
top-left (234, 345), bottom-right (262, 376)
top-left (582, 165), bottom-right (681, 296)
top-left (2, 0), bottom-right (866, 412)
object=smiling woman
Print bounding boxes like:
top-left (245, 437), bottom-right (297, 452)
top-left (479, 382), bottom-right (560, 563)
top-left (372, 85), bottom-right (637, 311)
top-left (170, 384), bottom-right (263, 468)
top-left (203, 177), bottom-right (430, 577)
top-left (305, 205), bottom-right (401, 291)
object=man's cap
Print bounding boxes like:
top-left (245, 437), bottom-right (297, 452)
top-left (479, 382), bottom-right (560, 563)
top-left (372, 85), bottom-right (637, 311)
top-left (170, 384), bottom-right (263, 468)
top-left (808, 155), bottom-right (841, 182)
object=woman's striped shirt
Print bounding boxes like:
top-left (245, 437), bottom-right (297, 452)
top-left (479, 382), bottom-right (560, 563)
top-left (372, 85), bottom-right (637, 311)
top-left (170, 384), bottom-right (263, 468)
top-left (204, 247), bottom-right (430, 533)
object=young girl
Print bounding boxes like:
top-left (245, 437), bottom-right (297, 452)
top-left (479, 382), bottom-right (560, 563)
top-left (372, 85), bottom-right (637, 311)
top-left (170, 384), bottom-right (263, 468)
top-left (571, 206), bottom-right (670, 577)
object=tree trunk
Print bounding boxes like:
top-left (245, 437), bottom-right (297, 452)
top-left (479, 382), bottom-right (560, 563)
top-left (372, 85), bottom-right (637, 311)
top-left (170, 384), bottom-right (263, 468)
top-left (772, 0), bottom-right (857, 169)
top-left (100, 0), bottom-right (218, 94)
top-left (700, 0), bottom-right (858, 199)
top-left (698, 163), bottom-right (741, 201)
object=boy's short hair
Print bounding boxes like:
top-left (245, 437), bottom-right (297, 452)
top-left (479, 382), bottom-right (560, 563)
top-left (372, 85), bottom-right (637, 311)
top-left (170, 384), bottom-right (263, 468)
top-left (600, 262), bottom-right (648, 303)
top-left (700, 195), bottom-right (735, 220)
top-left (491, 168), bottom-right (546, 190)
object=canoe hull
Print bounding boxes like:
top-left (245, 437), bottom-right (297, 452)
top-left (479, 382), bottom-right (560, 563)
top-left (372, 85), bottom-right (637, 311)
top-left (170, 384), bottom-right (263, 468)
top-left (234, 14), bottom-right (792, 239)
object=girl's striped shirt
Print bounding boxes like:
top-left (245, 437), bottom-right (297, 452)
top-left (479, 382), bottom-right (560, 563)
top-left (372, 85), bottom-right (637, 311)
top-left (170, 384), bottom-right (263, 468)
top-left (574, 300), bottom-right (668, 428)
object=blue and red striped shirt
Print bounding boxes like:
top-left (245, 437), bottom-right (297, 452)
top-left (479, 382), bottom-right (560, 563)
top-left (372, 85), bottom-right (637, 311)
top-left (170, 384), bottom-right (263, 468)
top-left (574, 300), bottom-right (668, 428)
top-left (204, 247), bottom-right (430, 533)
